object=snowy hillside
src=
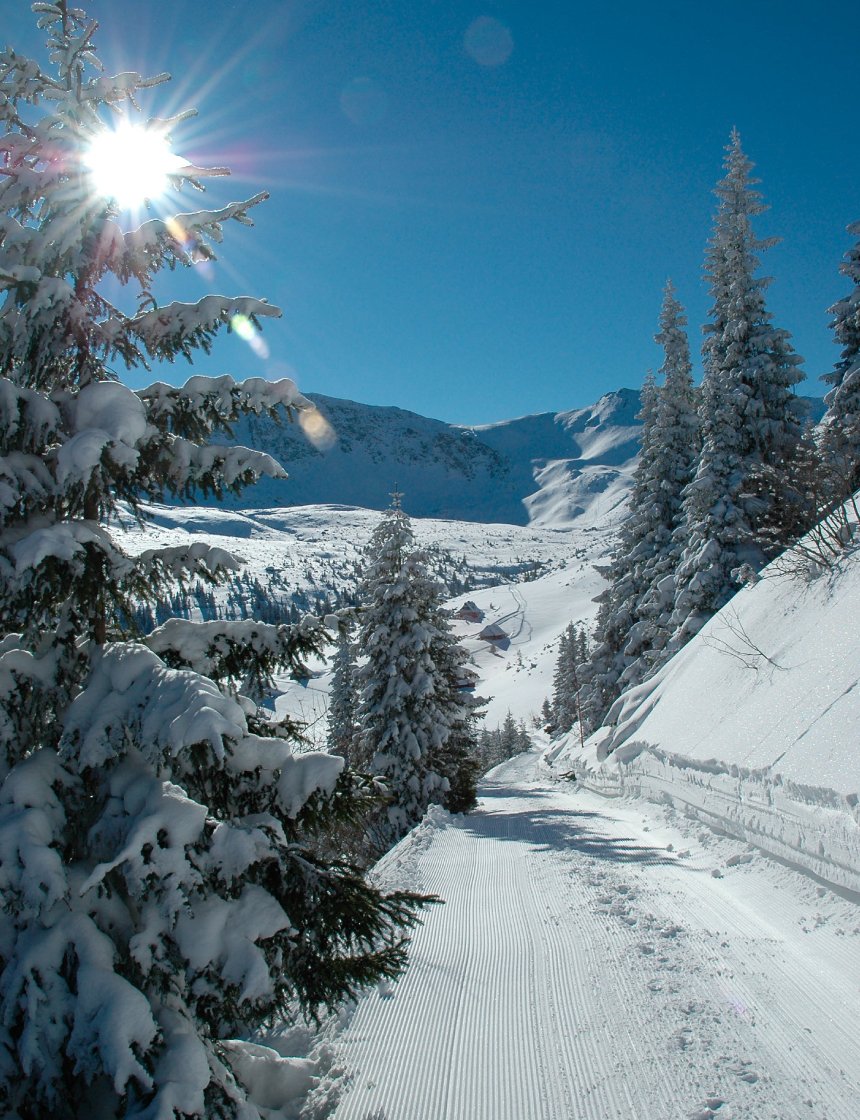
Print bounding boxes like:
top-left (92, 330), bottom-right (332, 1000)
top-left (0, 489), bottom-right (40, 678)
top-left (121, 501), bottom-right (592, 610)
top-left (268, 558), bottom-right (606, 738)
top-left (547, 539), bottom-right (860, 894)
top-left (210, 388), bottom-right (645, 528)
top-left (318, 519), bottom-right (860, 1120)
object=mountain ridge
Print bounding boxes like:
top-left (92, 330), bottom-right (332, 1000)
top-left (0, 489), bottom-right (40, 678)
top-left (208, 387), bottom-right (826, 530)
top-left (217, 387), bottom-right (645, 529)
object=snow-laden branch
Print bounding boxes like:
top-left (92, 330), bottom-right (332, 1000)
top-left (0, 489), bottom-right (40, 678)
top-left (135, 541), bottom-right (243, 584)
top-left (143, 615), bottom-right (331, 692)
top-left (139, 435), bottom-right (286, 500)
top-left (139, 373), bottom-right (308, 438)
top-left (60, 642), bottom-right (345, 814)
top-left (5, 517), bottom-right (128, 577)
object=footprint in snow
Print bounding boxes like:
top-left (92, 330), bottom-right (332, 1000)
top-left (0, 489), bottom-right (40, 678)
top-left (726, 1058), bottom-right (760, 1084)
top-left (687, 1097), bottom-right (727, 1119)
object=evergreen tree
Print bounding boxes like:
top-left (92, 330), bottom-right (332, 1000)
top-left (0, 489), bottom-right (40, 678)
top-left (821, 219), bottom-right (860, 493)
top-left (498, 711), bottom-right (521, 757)
top-left (576, 283), bottom-right (699, 731)
top-left (423, 623), bottom-right (481, 815)
top-left (540, 696), bottom-right (554, 732)
top-left (620, 281), bottom-right (700, 686)
top-left (476, 726), bottom-right (501, 771)
top-left (549, 624), bottom-right (573, 734)
top-left (0, 8), bottom-right (426, 1117)
top-left (326, 620), bottom-right (358, 763)
top-left (670, 131), bottom-right (806, 649)
top-left (550, 622), bottom-right (588, 735)
top-left (354, 498), bottom-right (478, 846)
top-left (576, 378), bottom-right (660, 732)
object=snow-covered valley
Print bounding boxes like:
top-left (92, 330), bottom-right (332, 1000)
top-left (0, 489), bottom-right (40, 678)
top-left (119, 488), bottom-right (860, 1120)
top-left (118, 500), bottom-right (607, 734)
top-left (4, 5), bottom-right (858, 1115)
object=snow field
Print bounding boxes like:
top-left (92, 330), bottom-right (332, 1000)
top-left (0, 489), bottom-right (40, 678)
top-left (444, 560), bottom-right (604, 728)
top-left (269, 558), bottom-right (604, 740)
top-left (118, 502), bottom-right (601, 740)
top-left (120, 497), bottom-right (860, 1118)
top-left (331, 753), bottom-right (860, 1119)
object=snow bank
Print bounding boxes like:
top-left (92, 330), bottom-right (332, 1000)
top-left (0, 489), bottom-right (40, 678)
top-left (221, 1040), bottom-right (318, 1117)
top-left (547, 545), bottom-right (860, 894)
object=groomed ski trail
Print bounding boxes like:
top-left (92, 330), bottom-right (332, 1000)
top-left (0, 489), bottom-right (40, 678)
top-left (332, 752), bottom-right (860, 1120)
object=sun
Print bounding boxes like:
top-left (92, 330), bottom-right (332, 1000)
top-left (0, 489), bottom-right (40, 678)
top-left (84, 122), bottom-right (184, 210)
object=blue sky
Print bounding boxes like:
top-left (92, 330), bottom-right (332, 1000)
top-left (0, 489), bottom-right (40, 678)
top-left (7, 1), bottom-right (860, 423)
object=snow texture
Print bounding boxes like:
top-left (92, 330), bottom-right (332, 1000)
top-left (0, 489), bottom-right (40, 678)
top-left (330, 753), bottom-right (860, 1119)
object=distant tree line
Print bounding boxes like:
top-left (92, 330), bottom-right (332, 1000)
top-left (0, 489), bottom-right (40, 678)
top-left (135, 546), bottom-right (548, 634)
top-left (476, 712), bottom-right (534, 769)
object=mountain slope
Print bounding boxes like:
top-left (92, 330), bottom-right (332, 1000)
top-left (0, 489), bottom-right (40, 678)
top-left (547, 532), bottom-right (860, 894)
top-left (215, 389), bottom-right (644, 528)
top-left (211, 387), bottom-right (825, 529)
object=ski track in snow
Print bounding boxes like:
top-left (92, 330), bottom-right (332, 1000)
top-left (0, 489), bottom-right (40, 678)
top-left (332, 753), bottom-right (860, 1120)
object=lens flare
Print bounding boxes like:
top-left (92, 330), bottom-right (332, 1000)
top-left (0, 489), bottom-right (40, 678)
top-left (464, 17), bottom-right (514, 67)
top-left (165, 216), bottom-right (190, 247)
top-left (84, 122), bottom-right (184, 209)
top-left (298, 406), bottom-right (337, 451)
top-left (230, 313), bottom-right (270, 360)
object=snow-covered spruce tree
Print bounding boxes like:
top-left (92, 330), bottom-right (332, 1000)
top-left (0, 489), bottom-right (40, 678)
top-left (618, 281), bottom-right (700, 687)
top-left (476, 726), bottom-right (501, 770)
top-left (326, 620), bottom-right (358, 763)
top-left (548, 625), bottom-right (571, 735)
top-left (575, 375), bottom-right (660, 733)
top-left (577, 284), bottom-right (698, 731)
top-left (549, 622), bottom-right (587, 735)
top-left (497, 711), bottom-right (530, 758)
top-left (820, 219), bottom-right (860, 493)
top-left (0, 7), bottom-right (426, 1118)
top-left (669, 131), bottom-right (806, 649)
top-left (354, 498), bottom-right (479, 847)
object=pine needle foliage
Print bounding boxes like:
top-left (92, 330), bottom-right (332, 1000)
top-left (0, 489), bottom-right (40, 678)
top-left (0, 7), bottom-right (428, 1117)
top-left (821, 219), bottom-right (860, 495)
top-left (669, 131), bottom-right (806, 649)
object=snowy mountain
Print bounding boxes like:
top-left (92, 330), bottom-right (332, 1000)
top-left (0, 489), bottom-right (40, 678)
top-left (209, 387), bottom-right (826, 530)
top-left (117, 441), bottom-right (860, 1120)
top-left (215, 388), bottom-right (645, 528)
top-left (119, 501), bottom-right (605, 735)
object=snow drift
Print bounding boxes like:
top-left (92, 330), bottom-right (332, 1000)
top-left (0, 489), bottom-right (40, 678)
top-left (546, 541), bottom-right (860, 895)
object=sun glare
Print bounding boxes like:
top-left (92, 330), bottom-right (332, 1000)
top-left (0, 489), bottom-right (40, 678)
top-left (84, 122), bottom-right (184, 210)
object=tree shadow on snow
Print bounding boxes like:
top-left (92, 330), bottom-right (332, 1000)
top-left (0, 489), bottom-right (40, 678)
top-left (478, 782), bottom-right (557, 801)
top-left (464, 803), bottom-right (678, 866)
